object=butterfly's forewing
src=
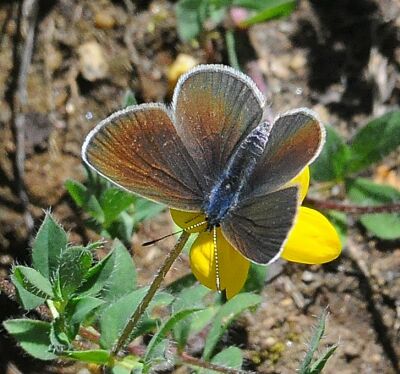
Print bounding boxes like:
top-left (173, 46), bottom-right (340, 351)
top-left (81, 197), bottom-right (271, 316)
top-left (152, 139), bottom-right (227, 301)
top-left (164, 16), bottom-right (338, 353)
top-left (221, 187), bottom-right (298, 264)
top-left (246, 109), bottom-right (324, 198)
top-left (82, 104), bottom-right (205, 211)
top-left (172, 65), bottom-right (264, 187)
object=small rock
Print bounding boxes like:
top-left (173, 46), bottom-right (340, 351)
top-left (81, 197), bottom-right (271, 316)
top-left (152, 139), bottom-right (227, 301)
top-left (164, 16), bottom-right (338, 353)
top-left (94, 11), bottom-right (115, 29)
top-left (344, 344), bottom-right (360, 359)
top-left (270, 57), bottom-right (291, 80)
top-left (264, 336), bottom-right (277, 348)
top-left (289, 52), bottom-right (306, 72)
top-left (280, 297), bottom-right (293, 307)
top-left (46, 46), bottom-right (63, 72)
top-left (167, 53), bottom-right (198, 93)
top-left (302, 270), bottom-right (315, 284)
top-left (312, 103), bottom-right (330, 123)
top-left (78, 41), bottom-right (109, 81)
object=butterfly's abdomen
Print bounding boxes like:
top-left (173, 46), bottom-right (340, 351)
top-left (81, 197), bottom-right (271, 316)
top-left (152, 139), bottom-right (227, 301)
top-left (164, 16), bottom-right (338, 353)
top-left (204, 121), bottom-right (271, 227)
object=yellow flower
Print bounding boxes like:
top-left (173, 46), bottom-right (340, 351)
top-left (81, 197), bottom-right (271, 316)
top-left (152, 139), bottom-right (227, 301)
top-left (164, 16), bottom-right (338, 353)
top-left (170, 167), bottom-right (341, 299)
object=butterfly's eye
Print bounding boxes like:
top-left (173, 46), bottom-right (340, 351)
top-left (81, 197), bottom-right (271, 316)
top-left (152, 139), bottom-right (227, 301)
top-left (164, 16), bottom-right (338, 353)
top-left (216, 223), bottom-right (221, 227)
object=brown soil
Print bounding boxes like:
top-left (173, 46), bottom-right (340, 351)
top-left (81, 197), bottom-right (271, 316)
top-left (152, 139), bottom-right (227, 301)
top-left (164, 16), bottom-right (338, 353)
top-left (0, 0), bottom-right (399, 373)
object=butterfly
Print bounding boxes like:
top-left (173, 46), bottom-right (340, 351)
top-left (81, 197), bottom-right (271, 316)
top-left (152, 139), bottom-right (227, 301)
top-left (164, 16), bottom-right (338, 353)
top-left (82, 64), bottom-right (324, 265)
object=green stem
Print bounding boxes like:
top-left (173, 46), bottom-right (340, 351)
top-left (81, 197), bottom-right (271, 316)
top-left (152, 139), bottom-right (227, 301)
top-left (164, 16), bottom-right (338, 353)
top-left (111, 231), bottom-right (191, 356)
top-left (225, 29), bottom-right (240, 71)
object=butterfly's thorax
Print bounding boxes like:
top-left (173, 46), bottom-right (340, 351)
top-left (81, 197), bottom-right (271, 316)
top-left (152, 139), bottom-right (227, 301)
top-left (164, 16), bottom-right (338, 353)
top-left (204, 122), bottom-right (270, 228)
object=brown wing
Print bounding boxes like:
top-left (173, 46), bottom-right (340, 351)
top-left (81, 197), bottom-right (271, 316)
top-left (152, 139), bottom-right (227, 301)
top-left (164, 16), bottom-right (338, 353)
top-left (82, 103), bottom-right (205, 211)
top-left (221, 187), bottom-right (298, 264)
top-left (172, 64), bottom-right (265, 187)
top-left (245, 108), bottom-right (324, 198)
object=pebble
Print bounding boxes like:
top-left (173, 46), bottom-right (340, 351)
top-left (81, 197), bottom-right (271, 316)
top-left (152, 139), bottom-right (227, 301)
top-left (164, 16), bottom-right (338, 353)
top-left (270, 58), bottom-right (291, 80)
top-left (302, 270), bottom-right (315, 284)
top-left (78, 41), bottom-right (109, 81)
top-left (280, 298), bottom-right (293, 307)
top-left (289, 52), bottom-right (306, 72)
top-left (167, 53), bottom-right (198, 93)
top-left (344, 344), bottom-right (360, 359)
top-left (264, 336), bottom-right (277, 348)
top-left (46, 47), bottom-right (63, 72)
top-left (94, 11), bottom-right (115, 29)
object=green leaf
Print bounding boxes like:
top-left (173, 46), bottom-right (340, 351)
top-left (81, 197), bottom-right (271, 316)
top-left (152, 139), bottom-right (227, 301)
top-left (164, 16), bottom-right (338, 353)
top-left (172, 285), bottom-right (209, 349)
top-left (149, 291), bottom-right (174, 310)
top-left (65, 179), bottom-right (105, 223)
top-left (69, 296), bottom-right (104, 325)
top-left (347, 178), bottom-right (400, 240)
top-left (13, 266), bottom-right (54, 299)
top-left (99, 287), bottom-right (148, 349)
top-left (348, 111), bottom-right (400, 173)
top-left (176, 0), bottom-right (204, 41)
top-left (3, 319), bottom-right (56, 360)
top-left (77, 249), bottom-right (115, 297)
top-left (32, 213), bottom-right (67, 279)
top-left (112, 355), bottom-right (144, 374)
top-left (60, 349), bottom-right (111, 364)
top-left (309, 345), bottom-right (338, 374)
top-left (122, 89), bottom-right (138, 108)
top-left (100, 240), bottom-right (137, 302)
top-left (311, 125), bottom-right (350, 182)
top-left (203, 293), bottom-right (261, 360)
top-left (199, 346), bottom-right (243, 373)
top-left (240, 0), bottom-right (296, 27)
top-left (132, 197), bottom-right (165, 223)
top-left (99, 188), bottom-right (135, 227)
top-left (11, 273), bottom-right (45, 310)
top-left (165, 273), bottom-right (197, 294)
top-left (299, 310), bottom-right (328, 374)
top-left (244, 263), bottom-right (267, 293)
top-left (190, 306), bottom-right (217, 335)
top-left (143, 308), bottom-right (201, 368)
top-left (57, 247), bottom-right (93, 299)
top-left (327, 211), bottom-right (347, 246)
top-left (106, 211), bottom-right (135, 244)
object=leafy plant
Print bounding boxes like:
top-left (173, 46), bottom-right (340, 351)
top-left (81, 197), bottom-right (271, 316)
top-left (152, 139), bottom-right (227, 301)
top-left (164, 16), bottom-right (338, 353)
top-left (310, 111), bottom-right (400, 241)
top-left (299, 311), bottom-right (338, 374)
top-left (65, 168), bottom-right (164, 244)
top-left (176, 0), bottom-right (296, 41)
top-left (4, 213), bottom-right (268, 372)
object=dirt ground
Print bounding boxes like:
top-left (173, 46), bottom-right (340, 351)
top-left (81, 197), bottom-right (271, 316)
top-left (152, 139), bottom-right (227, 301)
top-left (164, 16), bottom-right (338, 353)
top-left (0, 0), bottom-right (400, 373)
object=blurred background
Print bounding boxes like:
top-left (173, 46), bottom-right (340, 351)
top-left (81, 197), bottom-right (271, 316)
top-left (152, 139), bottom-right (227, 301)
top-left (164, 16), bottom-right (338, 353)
top-left (0, 0), bottom-right (399, 373)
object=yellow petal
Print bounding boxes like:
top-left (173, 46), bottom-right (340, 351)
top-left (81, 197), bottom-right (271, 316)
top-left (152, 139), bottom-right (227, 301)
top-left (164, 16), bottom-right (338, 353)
top-left (170, 209), bottom-right (206, 233)
top-left (190, 230), bottom-right (250, 298)
top-left (287, 166), bottom-right (310, 202)
top-left (281, 206), bottom-right (341, 264)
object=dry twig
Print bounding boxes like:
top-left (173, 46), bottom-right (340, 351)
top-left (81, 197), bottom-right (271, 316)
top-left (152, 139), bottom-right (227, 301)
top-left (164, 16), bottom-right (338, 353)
top-left (11, 0), bottom-right (40, 233)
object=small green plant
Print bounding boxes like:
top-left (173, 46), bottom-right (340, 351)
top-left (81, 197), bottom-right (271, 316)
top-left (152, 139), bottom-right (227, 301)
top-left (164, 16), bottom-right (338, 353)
top-left (65, 167), bottom-right (164, 244)
top-left (4, 213), bottom-right (337, 372)
top-left (309, 111), bottom-right (400, 242)
top-left (176, 0), bottom-right (296, 42)
top-left (298, 311), bottom-right (338, 374)
top-left (4, 213), bottom-right (266, 372)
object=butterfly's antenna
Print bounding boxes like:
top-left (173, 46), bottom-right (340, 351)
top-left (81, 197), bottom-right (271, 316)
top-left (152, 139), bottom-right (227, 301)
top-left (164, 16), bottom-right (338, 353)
top-left (142, 220), bottom-right (207, 247)
top-left (142, 229), bottom-right (183, 246)
top-left (213, 226), bottom-right (221, 292)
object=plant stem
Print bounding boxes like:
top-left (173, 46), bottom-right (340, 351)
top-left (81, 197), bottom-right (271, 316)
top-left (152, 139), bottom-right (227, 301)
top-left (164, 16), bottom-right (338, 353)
top-left (305, 197), bottom-right (400, 214)
top-left (225, 29), bottom-right (240, 71)
top-left (111, 231), bottom-right (191, 356)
